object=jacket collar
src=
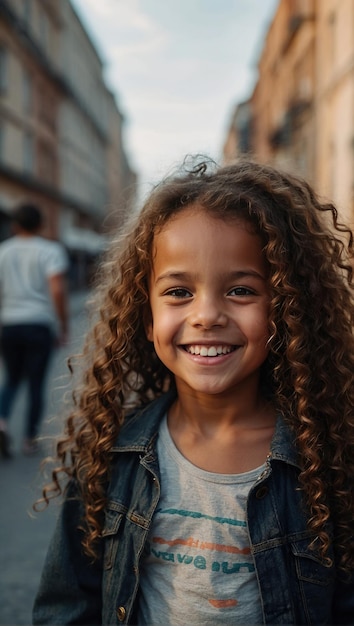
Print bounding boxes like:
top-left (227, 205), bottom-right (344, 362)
top-left (112, 391), bottom-right (301, 469)
top-left (270, 415), bottom-right (301, 469)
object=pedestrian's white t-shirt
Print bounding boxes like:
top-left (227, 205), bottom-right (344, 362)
top-left (0, 235), bottom-right (68, 327)
top-left (138, 414), bottom-right (265, 625)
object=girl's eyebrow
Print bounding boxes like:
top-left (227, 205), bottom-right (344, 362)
top-left (154, 269), bottom-right (267, 283)
top-left (154, 271), bottom-right (191, 284)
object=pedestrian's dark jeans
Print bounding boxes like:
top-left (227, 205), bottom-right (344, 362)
top-left (0, 323), bottom-right (54, 438)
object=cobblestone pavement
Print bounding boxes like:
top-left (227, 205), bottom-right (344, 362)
top-left (0, 291), bottom-right (91, 626)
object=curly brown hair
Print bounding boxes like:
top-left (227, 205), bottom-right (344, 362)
top-left (38, 158), bottom-right (354, 571)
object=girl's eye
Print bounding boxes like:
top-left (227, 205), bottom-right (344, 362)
top-left (165, 288), bottom-right (192, 298)
top-left (228, 286), bottom-right (254, 296)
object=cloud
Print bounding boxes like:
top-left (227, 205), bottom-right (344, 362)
top-left (79, 0), bottom-right (154, 30)
top-left (108, 33), bottom-right (168, 68)
top-left (76, 0), bottom-right (166, 54)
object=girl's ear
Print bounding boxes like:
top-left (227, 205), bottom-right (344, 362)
top-left (143, 306), bottom-right (154, 342)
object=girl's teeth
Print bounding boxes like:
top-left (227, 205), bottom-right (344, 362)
top-left (187, 345), bottom-right (232, 356)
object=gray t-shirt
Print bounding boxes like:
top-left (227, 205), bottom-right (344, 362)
top-left (0, 235), bottom-right (68, 327)
top-left (138, 415), bottom-right (265, 625)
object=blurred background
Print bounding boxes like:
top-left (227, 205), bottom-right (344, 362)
top-left (0, 0), bottom-right (353, 623)
top-left (1, 0), bottom-right (352, 291)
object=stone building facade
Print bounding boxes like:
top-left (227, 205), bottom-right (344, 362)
top-left (0, 0), bottom-right (136, 285)
top-left (223, 0), bottom-right (354, 225)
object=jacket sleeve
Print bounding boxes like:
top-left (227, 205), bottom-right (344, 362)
top-left (32, 482), bottom-right (103, 625)
top-left (332, 573), bottom-right (354, 624)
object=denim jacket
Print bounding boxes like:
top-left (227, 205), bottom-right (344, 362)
top-left (33, 391), bottom-right (354, 625)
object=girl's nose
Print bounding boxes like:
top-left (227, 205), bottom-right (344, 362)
top-left (189, 296), bottom-right (228, 329)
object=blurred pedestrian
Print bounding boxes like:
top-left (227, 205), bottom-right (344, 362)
top-left (0, 202), bottom-right (69, 458)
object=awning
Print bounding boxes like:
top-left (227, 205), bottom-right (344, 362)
top-left (62, 227), bottom-right (108, 254)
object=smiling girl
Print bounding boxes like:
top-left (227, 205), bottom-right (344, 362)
top-left (33, 159), bottom-right (354, 625)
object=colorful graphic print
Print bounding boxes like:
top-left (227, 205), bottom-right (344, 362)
top-left (146, 507), bottom-right (257, 611)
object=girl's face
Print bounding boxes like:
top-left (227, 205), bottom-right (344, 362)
top-left (146, 206), bottom-right (270, 402)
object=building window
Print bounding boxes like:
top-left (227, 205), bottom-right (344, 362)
top-left (37, 83), bottom-right (56, 130)
top-left (23, 132), bottom-right (34, 174)
top-left (0, 124), bottom-right (4, 162)
top-left (22, 70), bottom-right (32, 113)
top-left (38, 141), bottom-right (56, 185)
top-left (0, 45), bottom-right (8, 94)
top-left (23, 0), bottom-right (32, 25)
top-left (39, 11), bottom-right (48, 50)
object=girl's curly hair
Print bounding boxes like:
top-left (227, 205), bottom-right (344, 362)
top-left (38, 158), bottom-right (354, 572)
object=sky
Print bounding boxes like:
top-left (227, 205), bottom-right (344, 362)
top-left (70, 0), bottom-right (279, 200)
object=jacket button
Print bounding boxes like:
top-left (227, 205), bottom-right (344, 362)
top-left (255, 486), bottom-right (269, 499)
top-left (117, 606), bottom-right (126, 622)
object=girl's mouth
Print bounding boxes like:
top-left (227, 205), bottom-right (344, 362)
top-left (183, 345), bottom-right (237, 357)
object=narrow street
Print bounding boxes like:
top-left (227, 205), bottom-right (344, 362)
top-left (0, 290), bottom-right (92, 626)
